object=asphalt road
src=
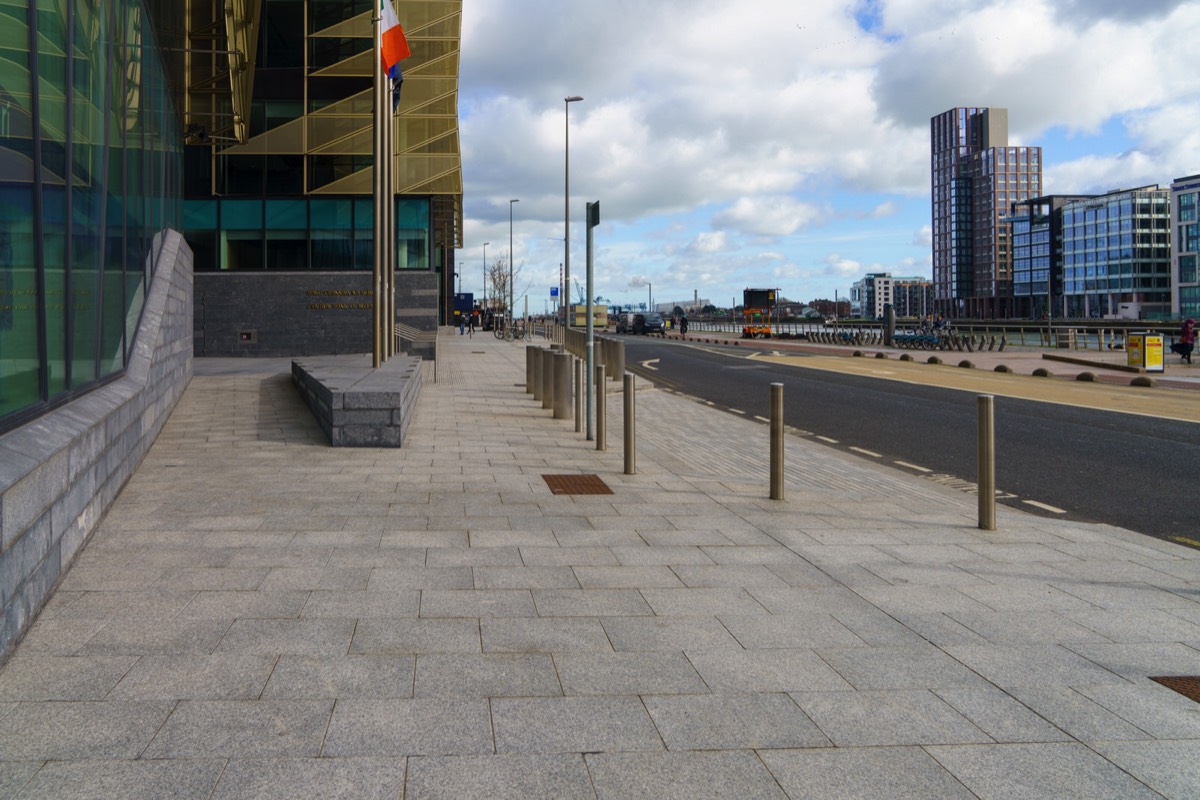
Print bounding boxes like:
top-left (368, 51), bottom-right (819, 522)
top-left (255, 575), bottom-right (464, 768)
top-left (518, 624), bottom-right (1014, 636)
top-left (619, 336), bottom-right (1200, 545)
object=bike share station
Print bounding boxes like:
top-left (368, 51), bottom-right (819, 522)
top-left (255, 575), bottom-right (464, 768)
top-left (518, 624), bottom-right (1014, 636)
top-left (1126, 332), bottom-right (1164, 373)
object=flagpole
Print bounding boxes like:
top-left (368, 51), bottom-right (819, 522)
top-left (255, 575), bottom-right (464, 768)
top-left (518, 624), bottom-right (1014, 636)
top-left (372, 5), bottom-right (385, 367)
top-left (386, 78), bottom-right (396, 358)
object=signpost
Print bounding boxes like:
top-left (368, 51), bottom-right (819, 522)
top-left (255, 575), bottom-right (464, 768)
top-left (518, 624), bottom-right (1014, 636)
top-left (586, 201), bottom-right (599, 440)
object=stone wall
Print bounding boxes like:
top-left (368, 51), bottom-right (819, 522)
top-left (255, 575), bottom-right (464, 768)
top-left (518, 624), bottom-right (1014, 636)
top-left (0, 231), bottom-right (193, 663)
top-left (194, 271), bottom-right (438, 360)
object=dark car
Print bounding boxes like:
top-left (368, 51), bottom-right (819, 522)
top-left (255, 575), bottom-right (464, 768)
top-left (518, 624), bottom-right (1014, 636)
top-left (634, 312), bottom-right (664, 335)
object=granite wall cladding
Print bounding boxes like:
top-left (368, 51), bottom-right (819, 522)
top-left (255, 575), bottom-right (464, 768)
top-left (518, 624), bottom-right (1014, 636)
top-left (194, 271), bottom-right (438, 360)
top-left (0, 231), bottom-right (194, 663)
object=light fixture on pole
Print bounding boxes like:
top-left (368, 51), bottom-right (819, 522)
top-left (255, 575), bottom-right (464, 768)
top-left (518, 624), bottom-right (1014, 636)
top-left (482, 242), bottom-right (489, 306)
top-left (564, 95), bottom-right (583, 326)
top-left (509, 199), bottom-right (519, 327)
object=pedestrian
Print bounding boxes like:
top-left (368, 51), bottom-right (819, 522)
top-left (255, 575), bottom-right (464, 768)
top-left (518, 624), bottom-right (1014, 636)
top-left (457, 313), bottom-right (465, 335)
top-left (679, 314), bottom-right (688, 337)
top-left (468, 311), bottom-right (477, 338)
top-left (1172, 318), bottom-right (1195, 364)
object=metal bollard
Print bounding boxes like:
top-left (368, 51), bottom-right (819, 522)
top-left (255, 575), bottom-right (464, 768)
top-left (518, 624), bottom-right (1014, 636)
top-left (526, 345), bottom-right (538, 394)
top-left (541, 349), bottom-right (554, 410)
top-left (595, 364), bottom-right (606, 451)
top-left (602, 338), bottom-right (614, 380)
top-left (623, 373), bottom-right (635, 474)
top-left (611, 340), bottom-right (625, 381)
top-left (532, 347), bottom-right (545, 403)
top-left (977, 394), bottom-right (996, 530)
top-left (553, 352), bottom-right (572, 420)
top-left (770, 383), bottom-right (784, 500)
top-left (575, 358), bottom-right (583, 433)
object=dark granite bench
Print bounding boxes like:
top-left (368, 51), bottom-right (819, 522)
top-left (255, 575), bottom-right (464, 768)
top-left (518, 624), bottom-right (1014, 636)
top-left (292, 355), bottom-right (422, 447)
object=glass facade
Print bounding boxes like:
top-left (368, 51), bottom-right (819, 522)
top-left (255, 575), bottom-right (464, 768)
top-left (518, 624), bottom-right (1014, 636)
top-left (1061, 187), bottom-right (1171, 319)
top-left (0, 0), bottom-right (183, 432)
top-left (1172, 175), bottom-right (1200, 319)
top-left (182, 0), bottom-right (461, 276)
top-left (930, 107), bottom-right (1040, 317)
top-left (184, 195), bottom-right (431, 271)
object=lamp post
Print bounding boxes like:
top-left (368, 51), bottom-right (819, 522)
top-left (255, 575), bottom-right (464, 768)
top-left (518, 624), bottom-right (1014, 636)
top-left (482, 242), bottom-right (489, 306)
top-left (564, 95), bottom-right (583, 326)
top-left (648, 283), bottom-right (652, 312)
top-left (509, 199), bottom-right (519, 328)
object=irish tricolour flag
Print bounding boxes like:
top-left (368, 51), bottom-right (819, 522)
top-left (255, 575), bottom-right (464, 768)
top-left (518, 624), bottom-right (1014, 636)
top-left (380, 0), bottom-right (411, 79)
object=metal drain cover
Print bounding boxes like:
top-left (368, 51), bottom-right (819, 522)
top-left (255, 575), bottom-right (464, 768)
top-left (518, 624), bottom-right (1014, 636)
top-left (543, 474), bottom-right (613, 495)
top-left (1151, 676), bottom-right (1200, 704)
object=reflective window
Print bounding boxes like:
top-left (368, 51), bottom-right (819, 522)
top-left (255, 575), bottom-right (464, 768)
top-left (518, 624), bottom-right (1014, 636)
top-left (0, 0), bottom-right (183, 432)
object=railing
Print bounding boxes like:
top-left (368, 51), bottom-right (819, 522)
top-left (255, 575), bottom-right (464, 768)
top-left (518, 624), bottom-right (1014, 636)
top-left (684, 318), bottom-right (1182, 352)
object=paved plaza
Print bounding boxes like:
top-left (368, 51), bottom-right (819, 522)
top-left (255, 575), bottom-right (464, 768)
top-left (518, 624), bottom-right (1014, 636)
top-left (0, 330), bottom-right (1198, 798)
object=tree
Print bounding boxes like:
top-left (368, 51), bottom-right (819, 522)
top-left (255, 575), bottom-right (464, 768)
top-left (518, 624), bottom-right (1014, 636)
top-left (486, 255), bottom-right (509, 312)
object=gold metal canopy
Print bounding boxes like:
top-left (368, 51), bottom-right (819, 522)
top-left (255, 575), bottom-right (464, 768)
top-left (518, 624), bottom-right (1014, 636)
top-left (196, 0), bottom-right (464, 249)
top-left (184, 0), bottom-right (261, 145)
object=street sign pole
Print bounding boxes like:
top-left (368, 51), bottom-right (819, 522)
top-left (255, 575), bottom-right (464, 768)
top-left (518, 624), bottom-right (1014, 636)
top-left (585, 201), bottom-right (599, 440)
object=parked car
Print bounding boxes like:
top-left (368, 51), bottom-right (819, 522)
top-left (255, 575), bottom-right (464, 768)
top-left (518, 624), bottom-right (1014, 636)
top-left (615, 312), bottom-right (636, 333)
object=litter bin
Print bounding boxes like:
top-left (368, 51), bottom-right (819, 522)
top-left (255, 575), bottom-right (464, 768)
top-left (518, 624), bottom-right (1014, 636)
top-left (1127, 332), bottom-right (1164, 373)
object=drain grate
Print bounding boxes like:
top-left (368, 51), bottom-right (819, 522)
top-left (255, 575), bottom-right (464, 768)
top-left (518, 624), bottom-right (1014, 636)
top-left (543, 474), bottom-right (613, 495)
top-left (1150, 676), bottom-right (1200, 704)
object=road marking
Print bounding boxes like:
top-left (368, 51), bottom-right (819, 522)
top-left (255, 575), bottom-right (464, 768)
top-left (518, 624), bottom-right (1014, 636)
top-left (753, 416), bottom-right (770, 423)
top-left (816, 436), bottom-right (839, 444)
top-left (1169, 536), bottom-right (1200, 550)
top-left (641, 358), bottom-right (660, 371)
top-left (850, 447), bottom-right (882, 458)
top-left (895, 461), bottom-right (931, 473)
top-left (729, 408), bottom-right (746, 415)
top-left (1022, 499), bottom-right (1067, 514)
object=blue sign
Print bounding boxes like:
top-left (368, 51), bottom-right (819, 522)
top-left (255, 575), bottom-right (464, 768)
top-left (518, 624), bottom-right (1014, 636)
top-left (550, 287), bottom-right (559, 297)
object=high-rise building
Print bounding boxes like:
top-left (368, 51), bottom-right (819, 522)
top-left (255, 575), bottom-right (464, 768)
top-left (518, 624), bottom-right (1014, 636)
top-left (930, 107), bottom-right (1042, 318)
top-left (1171, 174), bottom-right (1200, 319)
top-left (1060, 186), bottom-right (1171, 320)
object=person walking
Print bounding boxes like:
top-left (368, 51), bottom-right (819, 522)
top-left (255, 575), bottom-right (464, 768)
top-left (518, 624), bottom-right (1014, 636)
top-left (1174, 318), bottom-right (1195, 364)
top-left (679, 314), bottom-right (688, 337)
top-left (457, 312), bottom-right (465, 335)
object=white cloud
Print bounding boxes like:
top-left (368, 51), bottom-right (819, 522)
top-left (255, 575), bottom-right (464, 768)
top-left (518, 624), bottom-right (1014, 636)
top-left (454, 0), bottom-right (1200, 305)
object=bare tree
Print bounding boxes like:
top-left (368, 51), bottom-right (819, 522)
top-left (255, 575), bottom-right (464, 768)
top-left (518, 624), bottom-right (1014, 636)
top-left (486, 255), bottom-right (525, 313)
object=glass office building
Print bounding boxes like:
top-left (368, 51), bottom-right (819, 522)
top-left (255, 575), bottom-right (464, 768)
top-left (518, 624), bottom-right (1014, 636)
top-left (185, 0), bottom-right (463, 357)
top-left (0, 0), bottom-right (184, 433)
top-left (1060, 186), bottom-right (1171, 320)
top-left (1010, 195), bottom-right (1091, 319)
top-left (1172, 174), bottom-right (1200, 319)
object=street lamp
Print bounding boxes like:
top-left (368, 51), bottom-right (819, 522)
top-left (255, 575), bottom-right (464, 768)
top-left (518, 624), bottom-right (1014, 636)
top-left (482, 242), bottom-right (489, 306)
top-left (648, 282), bottom-right (652, 312)
top-left (509, 199), bottom-right (519, 328)
top-left (564, 95), bottom-right (583, 326)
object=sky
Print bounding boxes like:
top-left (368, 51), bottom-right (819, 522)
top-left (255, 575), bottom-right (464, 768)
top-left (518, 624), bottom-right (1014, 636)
top-left (451, 0), bottom-right (1200, 313)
